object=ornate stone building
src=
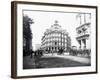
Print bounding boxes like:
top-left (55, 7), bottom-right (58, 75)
top-left (41, 21), bottom-right (71, 53)
top-left (76, 13), bottom-right (91, 50)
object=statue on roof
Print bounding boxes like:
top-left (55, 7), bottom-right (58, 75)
top-left (52, 20), bottom-right (61, 28)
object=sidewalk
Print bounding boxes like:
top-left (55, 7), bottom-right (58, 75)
top-left (42, 53), bottom-right (90, 64)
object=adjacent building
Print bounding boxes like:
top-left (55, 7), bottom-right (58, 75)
top-left (41, 21), bottom-right (71, 53)
top-left (76, 13), bottom-right (91, 50)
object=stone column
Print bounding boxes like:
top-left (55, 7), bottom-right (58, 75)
top-left (78, 40), bottom-right (81, 49)
top-left (83, 39), bottom-right (86, 49)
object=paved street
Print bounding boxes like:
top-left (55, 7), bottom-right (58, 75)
top-left (42, 53), bottom-right (90, 64)
top-left (23, 53), bottom-right (91, 69)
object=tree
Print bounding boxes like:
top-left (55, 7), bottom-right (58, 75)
top-left (23, 15), bottom-right (34, 56)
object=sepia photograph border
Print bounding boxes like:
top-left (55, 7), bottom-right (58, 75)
top-left (11, 1), bottom-right (98, 79)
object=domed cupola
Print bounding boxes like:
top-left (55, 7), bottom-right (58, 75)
top-left (50, 20), bottom-right (62, 31)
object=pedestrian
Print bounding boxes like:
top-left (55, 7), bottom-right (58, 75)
top-left (30, 49), bottom-right (34, 58)
top-left (34, 50), bottom-right (40, 67)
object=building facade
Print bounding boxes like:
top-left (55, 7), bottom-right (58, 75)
top-left (76, 13), bottom-right (91, 50)
top-left (41, 21), bottom-right (71, 53)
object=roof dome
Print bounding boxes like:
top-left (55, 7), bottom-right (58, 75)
top-left (45, 20), bottom-right (67, 34)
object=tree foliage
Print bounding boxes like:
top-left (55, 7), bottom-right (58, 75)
top-left (23, 15), bottom-right (34, 56)
top-left (23, 15), bottom-right (33, 40)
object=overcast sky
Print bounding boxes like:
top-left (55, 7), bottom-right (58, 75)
top-left (23, 10), bottom-right (85, 50)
